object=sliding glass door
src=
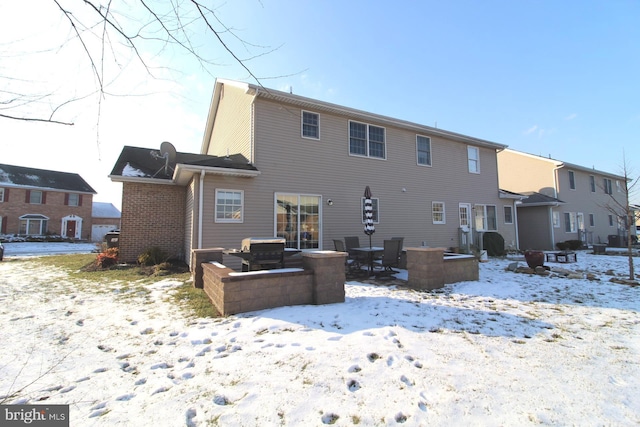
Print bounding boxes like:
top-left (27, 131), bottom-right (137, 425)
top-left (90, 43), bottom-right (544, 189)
top-left (275, 193), bottom-right (321, 250)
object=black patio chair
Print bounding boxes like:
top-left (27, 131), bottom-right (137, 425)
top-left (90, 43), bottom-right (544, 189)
top-left (374, 239), bottom-right (402, 274)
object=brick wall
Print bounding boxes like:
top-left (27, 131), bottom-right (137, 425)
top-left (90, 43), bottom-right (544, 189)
top-left (119, 182), bottom-right (186, 263)
top-left (0, 188), bottom-right (93, 239)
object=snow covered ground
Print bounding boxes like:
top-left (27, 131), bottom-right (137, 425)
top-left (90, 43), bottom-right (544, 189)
top-left (0, 248), bottom-right (638, 426)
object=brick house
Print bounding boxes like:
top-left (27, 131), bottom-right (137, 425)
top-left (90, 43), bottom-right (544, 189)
top-left (110, 79), bottom-right (518, 266)
top-left (0, 163), bottom-right (96, 240)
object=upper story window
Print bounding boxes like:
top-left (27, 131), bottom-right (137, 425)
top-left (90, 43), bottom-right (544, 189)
top-left (67, 193), bottom-right (80, 207)
top-left (215, 189), bottom-right (243, 223)
top-left (603, 178), bottom-right (613, 195)
top-left (552, 211), bottom-right (560, 228)
top-left (589, 213), bottom-right (595, 227)
top-left (0, 188), bottom-right (4, 202)
top-left (302, 111), bottom-right (319, 139)
top-left (28, 190), bottom-right (43, 204)
top-left (616, 180), bottom-right (622, 193)
top-left (416, 135), bottom-right (432, 166)
top-left (467, 146), bottom-right (480, 173)
top-left (349, 121), bottom-right (386, 159)
top-left (568, 171), bottom-right (576, 190)
top-left (361, 197), bottom-right (380, 223)
top-left (589, 175), bottom-right (596, 192)
top-left (432, 201), bottom-right (445, 224)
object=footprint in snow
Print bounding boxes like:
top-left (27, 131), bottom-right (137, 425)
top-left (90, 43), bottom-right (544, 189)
top-left (169, 331), bottom-right (179, 337)
top-left (60, 385), bottom-right (76, 393)
top-left (347, 379), bottom-right (361, 392)
top-left (97, 344), bottom-right (113, 352)
top-left (395, 412), bottom-right (408, 423)
top-left (321, 413), bottom-right (340, 424)
top-left (75, 319), bottom-right (84, 326)
top-left (151, 386), bottom-right (170, 395)
top-left (75, 377), bottom-right (90, 383)
top-left (116, 393), bottom-right (135, 401)
top-left (140, 327), bottom-right (153, 335)
top-left (89, 408), bottom-right (109, 418)
top-left (348, 364), bottom-right (361, 373)
top-left (151, 362), bottom-right (173, 370)
top-left (90, 402), bottom-right (107, 410)
top-left (134, 378), bottom-right (147, 386)
top-left (182, 372), bottom-right (195, 380)
top-left (387, 355), bottom-right (396, 366)
top-left (367, 353), bottom-right (381, 362)
top-left (213, 395), bottom-right (230, 405)
top-left (185, 408), bottom-right (197, 427)
top-left (400, 375), bottom-right (414, 386)
top-left (93, 367), bottom-right (108, 374)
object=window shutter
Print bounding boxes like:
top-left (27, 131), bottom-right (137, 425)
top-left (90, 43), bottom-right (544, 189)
top-left (25, 190), bottom-right (30, 203)
top-left (1, 216), bottom-right (6, 234)
top-left (79, 195), bottom-right (83, 206)
top-left (42, 192), bottom-right (47, 204)
top-left (4, 188), bottom-right (8, 202)
top-left (64, 193), bottom-right (69, 205)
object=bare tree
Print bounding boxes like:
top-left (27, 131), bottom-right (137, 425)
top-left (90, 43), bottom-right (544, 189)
top-left (600, 152), bottom-right (639, 280)
top-left (0, 0), bottom-right (278, 126)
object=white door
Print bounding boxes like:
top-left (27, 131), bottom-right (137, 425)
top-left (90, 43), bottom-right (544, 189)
top-left (459, 203), bottom-right (472, 250)
top-left (577, 213), bottom-right (587, 244)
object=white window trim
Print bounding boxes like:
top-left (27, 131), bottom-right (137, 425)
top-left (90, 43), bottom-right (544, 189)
top-left (503, 205), bottom-right (513, 224)
top-left (564, 212), bottom-right (577, 233)
top-left (301, 110), bottom-right (320, 140)
top-left (467, 146), bottom-right (480, 174)
top-left (348, 120), bottom-right (387, 160)
top-left (416, 135), bottom-right (432, 167)
top-left (68, 193), bottom-right (80, 207)
top-left (589, 175), bottom-right (596, 193)
top-left (30, 190), bottom-right (43, 204)
top-left (568, 170), bottom-right (576, 190)
top-left (215, 189), bottom-right (244, 223)
top-left (588, 213), bottom-right (595, 227)
top-left (552, 211), bottom-right (561, 228)
top-left (475, 204), bottom-right (497, 231)
top-left (432, 201), bottom-right (446, 224)
top-left (0, 188), bottom-right (4, 202)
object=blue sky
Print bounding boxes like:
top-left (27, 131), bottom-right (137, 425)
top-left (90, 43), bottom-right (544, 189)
top-left (2, 1), bottom-right (639, 208)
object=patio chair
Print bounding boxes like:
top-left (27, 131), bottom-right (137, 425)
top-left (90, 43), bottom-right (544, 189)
top-left (374, 239), bottom-right (402, 274)
top-left (344, 236), bottom-right (367, 270)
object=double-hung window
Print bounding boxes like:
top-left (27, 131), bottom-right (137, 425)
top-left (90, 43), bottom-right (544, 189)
top-left (604, 178), bottom-right (613, 195)
top-left (468, 146), bottom-right (480, 173)
top-left (474, 204), bottom-right (497, 231)
top-left (504, 206), bottom-right (513, 224)
top-left (0, 188), bottom-right (4, 202)
top-left (302, 111), bottom-right (319, 139)
top-left (589, 213), bottom-right (595, 227)
top-left (349, 121), bottom-right (386, 159)
top-left (568, 171), bottom-right (576, 190)
top-left (589, 175), bottom-right (596, 192)
top-left (416, 135), bottom-right (432, 166)
top-left (215, 189), bottom-right (243, 223)
top-left (432, 201), bottom-right (445, 224)
top-left (564, 212), bottom-right (577, 232)
top-left (67, 193), bottom-right (80, 206)
top-left (29, 190), bottom-right (43, 204)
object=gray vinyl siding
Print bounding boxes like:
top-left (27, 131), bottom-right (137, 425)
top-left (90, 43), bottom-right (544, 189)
top-left (205, 84), bottom-right (253, 160)
top-left (517, 206), bottom-right (553, 250)
top-left (210, 97), bottom-right (512, 251)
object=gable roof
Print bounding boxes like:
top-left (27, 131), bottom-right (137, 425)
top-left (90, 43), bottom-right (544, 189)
top-left (109, 146), bottom-right (260, 185)
top-left (92, 202), bottom-right (121, 218)
top-left (0, 163), bottom-right (96, 193)
top-left (202, 79), bottom-right (509, 154)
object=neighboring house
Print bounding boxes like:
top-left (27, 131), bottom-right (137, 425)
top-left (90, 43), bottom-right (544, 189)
top-left (110, 78), bottom-right (517, 266)
top-left (497, 148), bottom-right (629, 250)
top-left (91, 202), bottom-right (121, 242)
top-left (0, 163), bottom-right (96, 239)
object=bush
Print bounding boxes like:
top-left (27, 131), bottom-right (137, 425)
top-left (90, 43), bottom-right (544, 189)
top-left (96, 247), bottom-right (119, 268)
top-left (483, 232), bottom-right (506, 256)
top-left (137, 246), bottom-right (168, 266)
top-left (555, 240), bottom-right (583, 251)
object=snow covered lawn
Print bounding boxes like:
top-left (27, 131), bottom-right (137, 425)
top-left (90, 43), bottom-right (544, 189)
top-left (1, 251), bottom-right (638, 426)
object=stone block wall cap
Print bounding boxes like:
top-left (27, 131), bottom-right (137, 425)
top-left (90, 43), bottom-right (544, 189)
top-left (406, 247), bottom-right (447, 252)
top-left (302, 251), bottom-right (347, 259)
top-left (192, 247), bottom-right (225, 253)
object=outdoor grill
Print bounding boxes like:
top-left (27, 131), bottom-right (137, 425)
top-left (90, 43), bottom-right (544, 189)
top-left (227, 237), bottom-right (287, 271)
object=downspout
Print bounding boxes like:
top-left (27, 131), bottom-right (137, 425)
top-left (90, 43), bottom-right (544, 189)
top-left (198, 169), bottom-right (205, 249)
top-left (513, 200), bottom-right (520, 250)
top-left (250, 88), bottom-right (259, 165)
top-left (550, 163), bottom-right (563, 249)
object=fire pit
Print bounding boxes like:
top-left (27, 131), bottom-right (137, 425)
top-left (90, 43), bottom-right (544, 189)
top-left (224, 237), bottom-right (299, 271)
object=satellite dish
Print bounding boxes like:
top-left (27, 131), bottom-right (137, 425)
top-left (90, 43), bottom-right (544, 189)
top-left (151, 141), bottom-right (177, 177)
top-left (160, 141), bottom-right (177, 163)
